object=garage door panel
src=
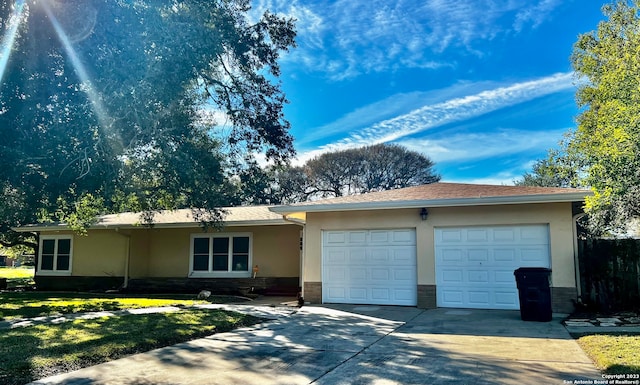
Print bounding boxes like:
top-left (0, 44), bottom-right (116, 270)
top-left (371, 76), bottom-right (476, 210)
top-left (468, 229), bottom-right (490, 242)
top-left (441, 249), bottom-right (464, 262)
top-left (371, 288), bottom-right (390, 301)
top-left (495, 270), bottom-right (515, 284)
top-left (495, 291), bottom-right (519, 307)
top-left (370, 248), bottom-right (390, 262)
top-left (392, 247), bottom-right (416, 263)
top-left (325, 232), bottom-right (347, 245)
top-left (349, 268), bottom-right (367, 281)
top-left (391, 230), bottom-right (416, 243)
top-left (326, 287), bottom-right (346, 301)
top-left (441, 269), bottom-right (463, 283)
top-left (493, 228), bottom-right (516, 242)
top-left (371, 268), bottom-right (389, 280)
top-left (468, 249), bottom-right (489, 262)
top-left (468, 270), bottom-right (489, 283)
top-left (349, 287), bottom-right (367, 301)
top-left (325, 249), bottom-right (348, 263)
top-left (393, 268), bottom-right (415, 281)
top-left (349, 231), bottom-right (367, 243)
top-left (323, 229), bottom-right (417, 306)
top-left (436, 225), bottom-right (550, 310)
top-left (494, 249), bottom-right (516, 262)
top-left (521, 248), bottom-right (550, 264)
top-left (468, 291), bottom-right (490, 306)
top-left (441, 290), bottom-right (464, 305)
top-left (326, 267), bottom-right (347, 281)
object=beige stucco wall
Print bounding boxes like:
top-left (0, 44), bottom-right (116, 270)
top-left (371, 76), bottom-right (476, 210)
top-left (128, 224), bottom-right (301, 278)
top-left (36, 230), bottom-right (129, 277)
top-left (45, 224), bottom-right (301, 278)
top-left (303, 202), bottom-right (576, 289)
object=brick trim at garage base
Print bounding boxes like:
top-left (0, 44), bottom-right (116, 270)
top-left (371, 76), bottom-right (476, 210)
top-left (418, 285), bottom-right (437, 309)
top-left (552, 287), bottom-right (577, 314)
top-left (303, 281), bottom-right (322, 303)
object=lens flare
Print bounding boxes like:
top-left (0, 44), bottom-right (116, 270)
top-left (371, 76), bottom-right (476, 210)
top-left (0, 0), bottom-right (27, 86)
top-left (40, 0), bottom-right (119, 147)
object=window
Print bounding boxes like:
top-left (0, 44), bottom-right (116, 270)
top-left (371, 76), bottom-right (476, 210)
top-left (190, 233), bottom-right (252, 277)
top-left (38, 236), bottom-right (73, 275)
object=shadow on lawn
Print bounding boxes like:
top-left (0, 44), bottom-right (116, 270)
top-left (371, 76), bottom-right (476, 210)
top-left (1, 309), bottom-right (260, 385)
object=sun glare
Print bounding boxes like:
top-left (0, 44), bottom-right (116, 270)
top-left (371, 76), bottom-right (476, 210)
top-left (0, 0), bottom-right (120, 150)
top-left (0, 0), bottom-right (27, 86)
top-left (39, 0), bottom-right (114, 135)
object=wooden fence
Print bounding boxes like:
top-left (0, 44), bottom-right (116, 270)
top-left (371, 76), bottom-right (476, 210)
top-left (578, 238), bottom-right (640, 312)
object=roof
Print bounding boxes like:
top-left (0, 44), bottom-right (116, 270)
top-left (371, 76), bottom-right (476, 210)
top-left (15, 206), bottom-right (289, 232)
top-left (270, 182), bottom-right (591, 214)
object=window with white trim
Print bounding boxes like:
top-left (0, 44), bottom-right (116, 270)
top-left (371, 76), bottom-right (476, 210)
top-left (38, 235), bottom-right (73, 275)
top-left (190, 233), bottom-right (251, 277)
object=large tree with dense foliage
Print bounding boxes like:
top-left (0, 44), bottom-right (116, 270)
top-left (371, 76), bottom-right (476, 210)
top-left (568, 0), bottom-right (640, 232)
top-left (0, 0), bottom-right (295, 248)
top-left (300, 144), bottom-right (440, 200)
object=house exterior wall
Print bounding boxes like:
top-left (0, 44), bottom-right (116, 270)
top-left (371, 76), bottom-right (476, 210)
top-left (128, 225), bottom-right (301, 278)
top-left (302, 202), bottom-right (577, 312)
top-left (35, 224), bottom-right (301, 291)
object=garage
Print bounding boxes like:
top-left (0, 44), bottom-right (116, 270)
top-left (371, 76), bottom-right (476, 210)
top-left (435, 224), bottom-right (550, 310)
top-left (322, 229), bottom-right (417, 306)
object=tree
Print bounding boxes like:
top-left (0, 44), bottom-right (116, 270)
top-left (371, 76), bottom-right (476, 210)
top-left (515, 148), bottom-right (583, 188)
top-left (303, 144), bottom-right (440, 199)
top-left (0, 0), bottom-right (296, 248)
top-left (569, 0), bottom-right (640, 232)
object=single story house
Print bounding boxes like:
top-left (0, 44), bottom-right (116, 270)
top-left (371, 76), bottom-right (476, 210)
top-left (16, 182), bottom-right (590, 313)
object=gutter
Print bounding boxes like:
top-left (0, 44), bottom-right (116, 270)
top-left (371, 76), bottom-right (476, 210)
top-left (13, 219), bottom-right (291, 233)
top-left (113, 228), bottom-right (131, 290)
top-left (270, 192), bottom-right (592, 215)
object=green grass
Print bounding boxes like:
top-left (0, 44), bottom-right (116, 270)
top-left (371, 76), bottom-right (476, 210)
top-left (0, 292), bottom-right (229, 321)
top-left (0, 267), bottom-right (35, 288)
top-left (0, 309), bottom-right (263, 385)
top-left (577, 333), bottom-right (640, 374)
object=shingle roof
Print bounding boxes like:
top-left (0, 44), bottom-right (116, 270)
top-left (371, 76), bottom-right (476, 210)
top-left (95, 206), bottom-right (285, 227)
top-left (270, 182), bottom-right (590, 214)
top-left (15, 206), bottom-right (287, 232)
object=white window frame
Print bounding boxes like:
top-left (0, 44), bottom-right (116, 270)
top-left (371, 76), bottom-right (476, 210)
top-left (37, 235), bottom-right (73, 276)
top-left (189, 233), bottom-right (252, 278)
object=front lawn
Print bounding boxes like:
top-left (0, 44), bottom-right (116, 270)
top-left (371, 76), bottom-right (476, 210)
top-left (577, 333), bottom-right (640, 374)
top-left (0, 291), bottom-right (219, 320)
top-left (0, 267), bottom-right (35, 288)
top-left (0, 309), bottom-right (262, 385)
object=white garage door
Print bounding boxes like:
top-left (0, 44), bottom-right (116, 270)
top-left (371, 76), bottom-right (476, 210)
top-left (322, 229), bottom-right (417, 306)
top-left (435, 225), bottom-right (550, 310)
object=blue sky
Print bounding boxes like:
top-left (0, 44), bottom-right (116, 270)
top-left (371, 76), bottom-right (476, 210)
top-left (251, 0), bottom-right (607, 184)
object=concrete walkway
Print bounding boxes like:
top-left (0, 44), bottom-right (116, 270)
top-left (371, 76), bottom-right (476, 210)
top-left (27, 305), bottom-right (602, 385)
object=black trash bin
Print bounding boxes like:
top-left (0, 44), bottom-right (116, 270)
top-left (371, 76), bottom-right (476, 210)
top-left (514, 267), bottom-right (552, 322)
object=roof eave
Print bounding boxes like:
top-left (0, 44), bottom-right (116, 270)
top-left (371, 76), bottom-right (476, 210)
top-left (13, 219), bottom-right (290, 233)
top-left (269, 192), bottom-right (590, 215)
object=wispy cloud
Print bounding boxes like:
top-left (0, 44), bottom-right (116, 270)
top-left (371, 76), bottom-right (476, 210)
top-left (514, 0), bottom-right (563, 32)
top-left (308, 72), bottom-right (574, 152)
top-left (252, 0), bottom-right (565, 80)
top-left (395, 127), bottom-right (566, 164)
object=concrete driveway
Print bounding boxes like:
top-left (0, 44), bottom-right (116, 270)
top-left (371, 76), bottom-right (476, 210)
top-left (30, 305), bottom-right (601, 385)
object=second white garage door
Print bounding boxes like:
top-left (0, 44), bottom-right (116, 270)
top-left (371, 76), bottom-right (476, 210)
top-left (435, 225), bottom-right (550, 310)
top-left (322, 229), bottom-right (417, 306)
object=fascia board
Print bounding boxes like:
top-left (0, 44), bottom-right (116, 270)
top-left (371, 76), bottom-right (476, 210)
top-left (269, 192), bottom-right (591, 214)
top-left (13, 219), bottom-right (290, 232)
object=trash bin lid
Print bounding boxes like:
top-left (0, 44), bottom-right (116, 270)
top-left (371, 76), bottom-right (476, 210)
top-left (514, 267), bottom-right (551, 275)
